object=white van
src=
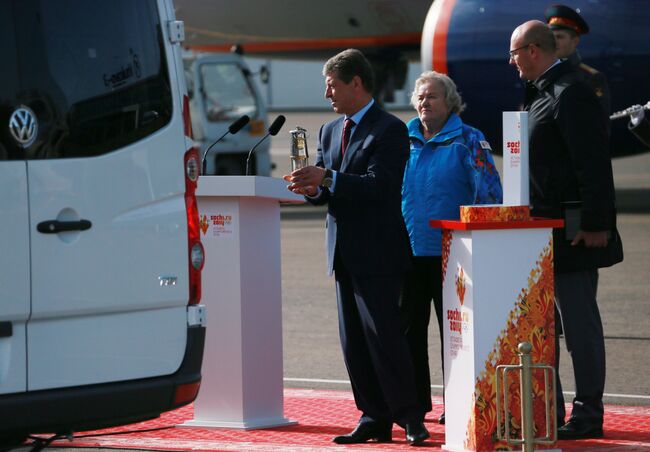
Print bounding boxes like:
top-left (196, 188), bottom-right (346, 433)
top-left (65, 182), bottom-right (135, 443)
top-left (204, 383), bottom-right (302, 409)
top-left (0, 0), bottom-right (205, 447)
top-left (184, 51), bottom-right (272, 175)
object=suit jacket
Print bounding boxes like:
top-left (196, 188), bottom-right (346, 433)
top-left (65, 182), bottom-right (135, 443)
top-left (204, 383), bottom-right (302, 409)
top-left (307, 103), bottom-right (412, 276)
top-left (525, 61), bottom-right (623, 272)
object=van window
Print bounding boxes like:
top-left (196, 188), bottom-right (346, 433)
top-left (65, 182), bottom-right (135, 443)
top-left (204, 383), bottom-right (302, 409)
top-left (0, 0), bottom-right (172, 159)
top-left (199, 63), bottom-right (259, 122)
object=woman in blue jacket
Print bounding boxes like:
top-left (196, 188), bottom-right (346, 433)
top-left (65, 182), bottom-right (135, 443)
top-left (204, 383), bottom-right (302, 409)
top-left (400, 71), bottom-right (502, 423)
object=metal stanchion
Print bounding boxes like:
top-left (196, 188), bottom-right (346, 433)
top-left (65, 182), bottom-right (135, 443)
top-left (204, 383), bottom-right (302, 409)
top-left (496, 342), bottom-right (557, 451)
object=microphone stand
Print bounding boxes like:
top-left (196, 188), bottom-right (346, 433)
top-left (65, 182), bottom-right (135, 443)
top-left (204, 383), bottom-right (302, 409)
top-left (246, 134), bottom-right (270, 176)
top-left (202, 130), bottom-right (229, 175)
top-left (201, 115), bottom-right (250, 174)
top-left (245, 115), bottom-right (285, 176)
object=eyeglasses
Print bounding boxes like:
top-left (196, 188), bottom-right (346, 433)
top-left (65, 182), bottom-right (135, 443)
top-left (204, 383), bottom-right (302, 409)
top-left (508, 43), bottom-right (535, 59)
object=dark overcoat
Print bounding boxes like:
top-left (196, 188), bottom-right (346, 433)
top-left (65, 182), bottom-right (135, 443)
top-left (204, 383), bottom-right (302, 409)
top-left (526, 61), bottom-right (623, 272)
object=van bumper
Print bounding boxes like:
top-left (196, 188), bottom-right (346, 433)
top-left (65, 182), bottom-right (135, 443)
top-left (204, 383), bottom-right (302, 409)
top-left (0, 325), bottom-right (205, 436)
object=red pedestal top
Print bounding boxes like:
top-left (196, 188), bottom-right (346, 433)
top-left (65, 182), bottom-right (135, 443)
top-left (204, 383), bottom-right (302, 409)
top-left (429, 218), bottom-right (564, 230)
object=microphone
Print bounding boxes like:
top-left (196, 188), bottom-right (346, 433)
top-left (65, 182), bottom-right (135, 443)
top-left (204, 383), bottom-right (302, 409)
top-left (201, 115), bottom-right (250, 174)
top-left (245, 115), bottom-right (286, 176)
top-left (267, 115), bottom-right (286, 136)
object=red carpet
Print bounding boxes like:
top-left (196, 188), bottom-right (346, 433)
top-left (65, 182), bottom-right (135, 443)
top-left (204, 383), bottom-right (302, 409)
top-left (39, 389), bottom-right (650, 451)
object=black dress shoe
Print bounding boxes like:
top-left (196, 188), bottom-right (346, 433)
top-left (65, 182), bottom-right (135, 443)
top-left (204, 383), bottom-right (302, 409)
top-left (557, 418), bottom-right (603, 440)
top-left (332, 422), bottom-right (392, 444)
top-left (438, 412), bottom-right (445, 425)
top-left (405, 422), bottom-right (430, 446)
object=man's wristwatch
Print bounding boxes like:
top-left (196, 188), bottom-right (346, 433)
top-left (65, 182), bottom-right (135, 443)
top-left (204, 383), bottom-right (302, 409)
top-left (321, 168), bottom-right (334, 188)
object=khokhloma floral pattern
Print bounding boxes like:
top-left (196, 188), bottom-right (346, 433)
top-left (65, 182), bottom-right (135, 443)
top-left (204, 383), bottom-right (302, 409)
top-left (460, 205), bottom-right (531, 223)
top-left (464, 240), bottom-right (556, 451)
top-left (441, 229), bottom-right (452, 284)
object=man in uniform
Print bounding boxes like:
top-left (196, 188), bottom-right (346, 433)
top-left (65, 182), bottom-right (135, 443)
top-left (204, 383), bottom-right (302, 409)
top-left (545, 4), bottom-right (610, 115)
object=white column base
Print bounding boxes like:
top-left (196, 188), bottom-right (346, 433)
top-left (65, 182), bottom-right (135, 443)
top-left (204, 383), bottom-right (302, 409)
top-left (179, 416), bottom-right (297, 430)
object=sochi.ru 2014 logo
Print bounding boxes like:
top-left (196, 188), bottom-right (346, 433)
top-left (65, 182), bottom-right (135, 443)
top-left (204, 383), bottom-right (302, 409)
top-left (199, 214), bottom-right (209, 235)
top-left (455, 265), bottom-right (466, 306)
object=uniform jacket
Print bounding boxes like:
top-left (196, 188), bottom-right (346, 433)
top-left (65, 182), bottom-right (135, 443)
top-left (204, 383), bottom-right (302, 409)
top-left (568, 51), bottom-right (611, 116)
top-left (307, 103), bottom-right (412, 276)
top-left (526, 61), bottom-right (623, 272)
top-left (401, 114), bottom-right (502, 256)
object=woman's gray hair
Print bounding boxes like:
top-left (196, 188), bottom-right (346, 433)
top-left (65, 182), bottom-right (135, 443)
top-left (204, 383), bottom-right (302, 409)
top-left (410, 71), bottom-right (466, 114)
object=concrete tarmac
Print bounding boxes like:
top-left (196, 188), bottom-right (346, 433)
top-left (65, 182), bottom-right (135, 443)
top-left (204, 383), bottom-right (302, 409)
top-left (279, 210), bottom-right (650, 407)
top-left (271, 110), bottom-right (650, 407)
top-left (270, 110), bottom-right (650, 210)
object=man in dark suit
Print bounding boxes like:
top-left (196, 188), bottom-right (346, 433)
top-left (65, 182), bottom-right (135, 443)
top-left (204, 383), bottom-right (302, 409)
top-left (285, 48), bottom-right (428, 446)
top-left (509, 21), bottom-right (623, 440)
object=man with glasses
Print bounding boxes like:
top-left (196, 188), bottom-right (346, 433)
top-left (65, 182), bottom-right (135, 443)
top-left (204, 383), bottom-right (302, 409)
top-left (509, 20), bottom-right (623, 440)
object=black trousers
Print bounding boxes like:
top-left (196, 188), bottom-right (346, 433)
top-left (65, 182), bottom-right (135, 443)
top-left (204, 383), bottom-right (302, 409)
top-left (399, 256), bottom-right (443, 413)
top-left (555, 269), bottom-right (605, 423)
top-left (334, 255), bottom-right (423, 426)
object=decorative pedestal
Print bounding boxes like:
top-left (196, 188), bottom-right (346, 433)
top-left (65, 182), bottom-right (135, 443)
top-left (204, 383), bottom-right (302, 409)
top-left (431, 214), bottom-right (563, 451)
top-left (182, 176), bottom-right (302, 429)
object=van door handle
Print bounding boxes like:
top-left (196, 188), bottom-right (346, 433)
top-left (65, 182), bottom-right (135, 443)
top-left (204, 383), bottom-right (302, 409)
top-left (37, 219), bottom-right (92, 234)
top-left (0, 322), bottom-right (12, 338)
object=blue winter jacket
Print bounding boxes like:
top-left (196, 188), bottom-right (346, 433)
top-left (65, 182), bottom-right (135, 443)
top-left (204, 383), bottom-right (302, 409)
top-left (402, 113), bottom-right (503, 256)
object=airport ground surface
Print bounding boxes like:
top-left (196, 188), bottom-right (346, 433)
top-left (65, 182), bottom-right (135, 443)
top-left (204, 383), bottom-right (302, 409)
top-left (19, 110), bottom-right (650, 451)
top-left (272, 110), bottom-right (650, 407)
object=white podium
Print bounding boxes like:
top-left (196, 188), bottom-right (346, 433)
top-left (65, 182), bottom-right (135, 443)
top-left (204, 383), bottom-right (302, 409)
top-left (427, 112), bottom-right (562, 450)
top-left (182, 176), bottom-right (302, 429)
top-left (432, 209), bottom-right (562, 451)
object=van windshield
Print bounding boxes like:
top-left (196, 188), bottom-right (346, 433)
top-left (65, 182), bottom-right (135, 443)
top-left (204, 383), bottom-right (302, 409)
top-left (199, 63), bottom-right (259, 122)
top-left (0, 0), bottom-right (172, 159)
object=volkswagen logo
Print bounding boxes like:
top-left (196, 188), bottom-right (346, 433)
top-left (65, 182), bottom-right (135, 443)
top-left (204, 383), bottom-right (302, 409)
top-left (9, 106), bottom-right (38, 148)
